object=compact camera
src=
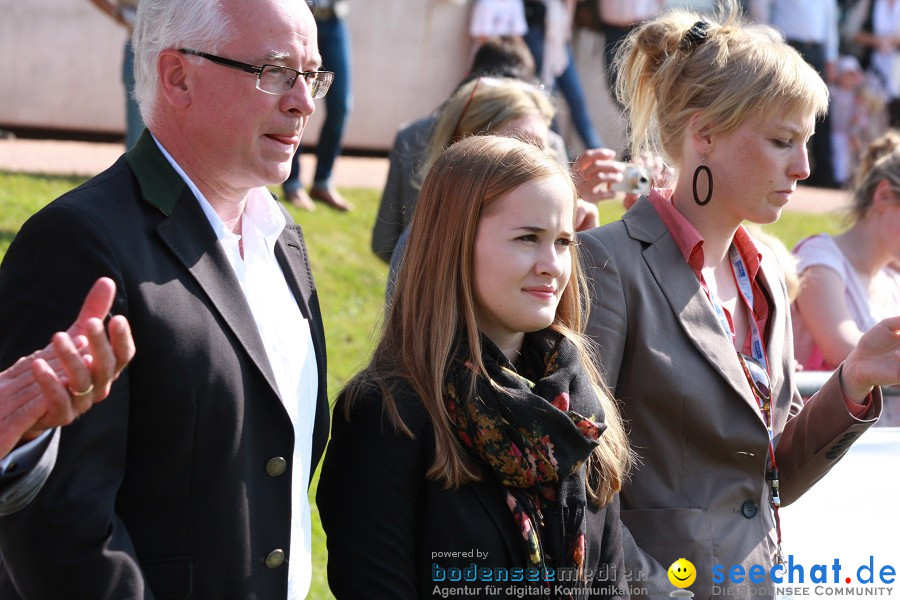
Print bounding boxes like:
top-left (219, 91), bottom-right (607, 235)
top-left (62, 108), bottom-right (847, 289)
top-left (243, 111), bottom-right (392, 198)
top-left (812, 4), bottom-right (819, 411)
top-left (610, 165), bottom-right (651, 195)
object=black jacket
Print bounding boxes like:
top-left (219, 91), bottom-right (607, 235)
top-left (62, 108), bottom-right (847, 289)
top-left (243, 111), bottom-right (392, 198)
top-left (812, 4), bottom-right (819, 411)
top-left (317, 380), bottom-right (627, 599)
top-left (0, 131), bottom-right (329, 599)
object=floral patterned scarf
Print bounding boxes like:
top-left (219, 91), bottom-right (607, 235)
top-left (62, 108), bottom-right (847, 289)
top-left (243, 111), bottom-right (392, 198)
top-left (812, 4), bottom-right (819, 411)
top-left (444, 329), bottom-right (606, 595)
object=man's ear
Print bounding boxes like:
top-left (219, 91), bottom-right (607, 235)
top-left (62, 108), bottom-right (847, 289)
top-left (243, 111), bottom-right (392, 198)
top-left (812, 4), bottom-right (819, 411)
top-left (157, 49), bottom-right (191, 110)
top-left (688, 111), bottom-right (713, 156)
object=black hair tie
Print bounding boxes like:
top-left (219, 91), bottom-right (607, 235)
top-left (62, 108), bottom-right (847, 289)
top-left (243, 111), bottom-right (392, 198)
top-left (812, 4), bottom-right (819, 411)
top-left (681, 20), bottom-right (710, 51)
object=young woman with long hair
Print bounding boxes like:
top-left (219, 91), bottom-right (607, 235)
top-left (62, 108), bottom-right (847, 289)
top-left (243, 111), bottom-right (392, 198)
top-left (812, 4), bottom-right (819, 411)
top-left (319, 135), bottom-right (631, 599)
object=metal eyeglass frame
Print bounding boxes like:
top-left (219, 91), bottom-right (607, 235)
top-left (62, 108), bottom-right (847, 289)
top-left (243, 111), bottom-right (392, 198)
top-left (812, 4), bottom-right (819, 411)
top-left (178, 49), bottom-right (334, 99)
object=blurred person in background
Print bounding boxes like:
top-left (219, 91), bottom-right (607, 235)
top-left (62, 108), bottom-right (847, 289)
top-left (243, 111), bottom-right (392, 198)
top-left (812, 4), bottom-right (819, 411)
top-left (793, 129), bottom-right (900, 373)
top-left (372, 36), bottom-right (625, 266)
top-left (523, 0), bottom-right (606, 152)
top-left (842, 0), bottom-right (900, 127)
top-left (281, 0), bottom-right (353, 211)
top-left (599, 0), bottom-right (664, 111)
top-left (88, 0), bottom-right (144, 149)
top-left (378, 75), bottom-right (632, 303)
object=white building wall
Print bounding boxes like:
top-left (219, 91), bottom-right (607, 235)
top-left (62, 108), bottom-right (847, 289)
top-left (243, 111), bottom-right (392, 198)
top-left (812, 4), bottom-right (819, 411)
top-left (0, 0), bottom-right (637, 154)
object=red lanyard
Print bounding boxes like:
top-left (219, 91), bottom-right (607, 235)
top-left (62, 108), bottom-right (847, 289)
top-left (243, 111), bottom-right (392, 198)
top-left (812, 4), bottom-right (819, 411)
top-left (702, 245), bottom-right (784, 564)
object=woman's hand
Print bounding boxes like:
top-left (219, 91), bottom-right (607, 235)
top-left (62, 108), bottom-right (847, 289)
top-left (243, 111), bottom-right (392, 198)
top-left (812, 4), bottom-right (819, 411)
top-left (839, 316), bottom-right (900, 402)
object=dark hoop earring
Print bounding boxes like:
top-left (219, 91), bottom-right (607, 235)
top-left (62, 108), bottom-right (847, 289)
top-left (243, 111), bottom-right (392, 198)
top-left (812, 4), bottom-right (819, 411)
top-left (693, 163), bottom-right (713, 206)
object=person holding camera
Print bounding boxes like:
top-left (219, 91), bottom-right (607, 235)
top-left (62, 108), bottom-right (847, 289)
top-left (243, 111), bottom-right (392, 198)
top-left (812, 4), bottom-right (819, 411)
top-left (579, 2), bottom-right (900, 597)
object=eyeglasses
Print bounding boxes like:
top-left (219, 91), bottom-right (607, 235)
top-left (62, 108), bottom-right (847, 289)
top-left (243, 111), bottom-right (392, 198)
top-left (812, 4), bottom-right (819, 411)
top-left (737, 353), bottom-right (771, 408)
top-left (178, 49), bottom-right (334, 99)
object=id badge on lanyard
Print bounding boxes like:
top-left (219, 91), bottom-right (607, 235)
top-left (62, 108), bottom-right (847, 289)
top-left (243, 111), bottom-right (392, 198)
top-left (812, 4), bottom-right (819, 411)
top-left (706, 244), bottom-right (784, 565)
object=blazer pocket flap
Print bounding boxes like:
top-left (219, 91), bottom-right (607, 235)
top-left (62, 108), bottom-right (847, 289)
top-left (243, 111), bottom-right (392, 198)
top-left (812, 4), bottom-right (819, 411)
top-left (622, 508), bottom-right (714, 596)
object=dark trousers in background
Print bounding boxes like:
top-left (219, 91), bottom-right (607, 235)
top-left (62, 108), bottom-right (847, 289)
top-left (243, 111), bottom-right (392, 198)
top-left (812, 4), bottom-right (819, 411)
top-left (284, 15), bottom-right (352, 193)
top-left (788, 39), bottom-right (837, 188)
top-left (603, 23), bottom-right (631, 111)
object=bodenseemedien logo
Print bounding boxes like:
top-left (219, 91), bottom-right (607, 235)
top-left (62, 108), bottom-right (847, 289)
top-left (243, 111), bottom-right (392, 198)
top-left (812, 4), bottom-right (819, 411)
top-left (668, 558), bottom-right (697, 597)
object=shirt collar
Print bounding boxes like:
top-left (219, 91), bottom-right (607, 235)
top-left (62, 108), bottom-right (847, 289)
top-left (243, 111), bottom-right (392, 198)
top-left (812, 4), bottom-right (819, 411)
top-left (648, 188), bottom-right (762, 281)
top-left (151, 133), bottom-right (285, 246)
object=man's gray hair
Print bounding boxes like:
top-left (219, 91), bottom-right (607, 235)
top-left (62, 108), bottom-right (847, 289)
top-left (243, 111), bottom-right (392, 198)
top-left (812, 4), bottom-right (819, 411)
top-left (132, 0), bottom-right (235, 129)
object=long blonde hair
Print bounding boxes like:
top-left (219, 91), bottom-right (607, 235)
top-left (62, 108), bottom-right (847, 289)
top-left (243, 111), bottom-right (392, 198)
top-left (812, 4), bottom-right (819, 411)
top-left (345, 136), bottom-right (630, 507)
top-left (614, 0), bottom-right (828, 165)
top-left (417, 77), bottom-right (555, 187)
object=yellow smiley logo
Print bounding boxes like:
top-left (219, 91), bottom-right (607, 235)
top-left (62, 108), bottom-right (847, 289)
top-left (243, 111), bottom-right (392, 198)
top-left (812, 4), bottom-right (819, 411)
top-left (668, 558), bottom-right (697, 589)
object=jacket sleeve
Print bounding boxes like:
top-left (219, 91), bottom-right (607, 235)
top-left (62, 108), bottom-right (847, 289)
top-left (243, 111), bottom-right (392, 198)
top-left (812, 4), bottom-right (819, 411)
top-left (316, 387), bottom-right (429, 599)
top-left (0, 429), bottom-right (58, 516)
top-left (371, 131), bottom-right (408, 263)
top-left (592, 495), bottom-right (630, 599)
top-left (578, 230), bottom-right (628, 395)
top-left (0, 202), bottom-right (151, 598)
top-left (776, 368), bottom-right (881, 505)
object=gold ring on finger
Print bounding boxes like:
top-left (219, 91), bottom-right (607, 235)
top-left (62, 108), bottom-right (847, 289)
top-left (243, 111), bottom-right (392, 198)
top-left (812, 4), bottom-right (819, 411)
top-left (67, 383), bottom-right (94, 398)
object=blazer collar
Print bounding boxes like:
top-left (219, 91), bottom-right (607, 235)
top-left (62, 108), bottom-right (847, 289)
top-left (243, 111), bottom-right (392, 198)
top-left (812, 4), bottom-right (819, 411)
top-left (125, 129), bottom-right (185, 216)
top-left (624, 198), bottom-right (771, 424)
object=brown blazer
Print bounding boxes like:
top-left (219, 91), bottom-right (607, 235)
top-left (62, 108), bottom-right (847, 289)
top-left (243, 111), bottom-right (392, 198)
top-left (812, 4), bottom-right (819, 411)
top-left (578, 197), bottom-right (881, 599)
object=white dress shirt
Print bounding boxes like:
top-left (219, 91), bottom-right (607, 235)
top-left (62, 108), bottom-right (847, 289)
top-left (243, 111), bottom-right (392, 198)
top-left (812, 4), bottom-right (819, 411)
top-left (155, 136), bottom-right (318, 599)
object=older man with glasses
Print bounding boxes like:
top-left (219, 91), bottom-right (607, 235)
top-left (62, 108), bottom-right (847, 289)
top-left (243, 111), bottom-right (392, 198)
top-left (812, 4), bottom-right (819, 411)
top-left (0, 0), bottom-right (331, 597)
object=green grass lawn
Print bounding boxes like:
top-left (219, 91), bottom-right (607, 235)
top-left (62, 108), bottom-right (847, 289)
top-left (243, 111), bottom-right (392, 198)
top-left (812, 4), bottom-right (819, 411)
top-left (0, 171), bottom-right (846, 599)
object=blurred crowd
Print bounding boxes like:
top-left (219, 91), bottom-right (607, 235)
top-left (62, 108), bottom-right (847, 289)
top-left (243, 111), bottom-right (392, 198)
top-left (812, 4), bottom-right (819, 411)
top-left (370, 0), bottom-right (900, 423)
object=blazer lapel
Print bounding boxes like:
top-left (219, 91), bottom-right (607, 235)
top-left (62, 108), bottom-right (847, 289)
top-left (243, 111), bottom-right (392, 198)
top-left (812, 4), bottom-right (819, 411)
top-left (274, 223), bottom-right (314, 320)
top-left (274, 221), bottom-right (331, 469)
top-left (624, 200), bottom-right (765, 422)
top-left (126, 131), bottom-right (281, 400)
top-left (755, 250), bottom-right (788, 396)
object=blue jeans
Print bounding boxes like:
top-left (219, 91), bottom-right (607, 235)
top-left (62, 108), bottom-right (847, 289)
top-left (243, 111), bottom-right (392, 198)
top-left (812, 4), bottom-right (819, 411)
top-left (123, 41), bottom-right (145, 150)
top-left (523, 25), bottom-right (604, 151)
top-left (284, 16), bottom-right (352, 193)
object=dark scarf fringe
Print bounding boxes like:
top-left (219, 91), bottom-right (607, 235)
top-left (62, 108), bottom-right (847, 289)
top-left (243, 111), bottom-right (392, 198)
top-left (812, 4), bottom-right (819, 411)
top-left (444, 329), bottom-right (606, 596)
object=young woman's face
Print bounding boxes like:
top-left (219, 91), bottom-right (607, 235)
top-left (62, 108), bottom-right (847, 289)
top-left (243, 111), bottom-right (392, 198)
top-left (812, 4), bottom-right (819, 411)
top-left (707, 110), bottom-right (815, 225)
top-left (472, 175), bottom-right (575, 354)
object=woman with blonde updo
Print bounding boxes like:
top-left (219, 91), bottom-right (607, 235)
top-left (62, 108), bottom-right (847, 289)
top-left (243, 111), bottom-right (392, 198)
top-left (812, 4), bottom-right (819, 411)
top-left (578, 1), bottom-right (900, 597)
top-left (793, 130), bottom-right (900, 372)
